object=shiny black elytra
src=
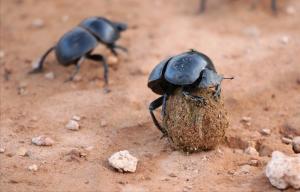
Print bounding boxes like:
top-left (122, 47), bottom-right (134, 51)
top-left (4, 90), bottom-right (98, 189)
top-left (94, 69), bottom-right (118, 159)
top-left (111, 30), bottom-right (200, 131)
top-left (148, 50), bottom-right (233, 137)
top-left (199, 0), bottom-right (277, 13)
top-left (29, 17), bottom-right (127, 91)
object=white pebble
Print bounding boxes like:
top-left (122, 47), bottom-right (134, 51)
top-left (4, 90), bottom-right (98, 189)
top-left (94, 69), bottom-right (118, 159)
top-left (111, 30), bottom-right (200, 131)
top-left (281, 137), bottom-right (292, 144)
top-left (65, 119), bottom-right (80, 131)
top-left (280, 36), bottom-right (290, 44)
top-left (0, 50), bottom-right (5, 59)
top-left (28, 164), bottom-right (38, 171)
top-left (108, 150), bottom-right (138, 173)
top-left (61, 15), bottom-right (69, 22)
top-left (16, 147), bottom-right (29, 156)
top-left (260, 128), bottom-right (271, 136)
top-left (0, 147), bottom-right (5, 153)
top-left (266, 151), bottom-right (300, 189)
top-left (100, 120), bottom-right (107, 127)
top-left (71, 115), bottom-right (81, 121)
top-left (32, 18), bottom-right (44, 28)
top-left (286, 6), bottom-right (296, 15)
top-left (244, 146), bottom-right (259, 156)
top-left (44, 72), bottom-right (55, 80)
top-left (292, 136), bottom-right (300, 153)
top-left (32, 135), bottom-right (54, 146)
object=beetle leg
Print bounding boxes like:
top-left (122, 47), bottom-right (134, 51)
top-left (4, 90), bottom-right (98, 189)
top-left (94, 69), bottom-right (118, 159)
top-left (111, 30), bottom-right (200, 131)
top-left (28, 46), bottom-right (55, 74)
top-left (149, 96), bottom-right (168, 138)
top-left (108, 44), bottom-right (128, 56)
top-left (182, 91), bottom-right (207, 106)
top-left (161, 93), bottom-right (168, 117)
top-left (271, 0), bottom-right (277, 14)
top-left (213, 84), bottom-right (222, 101)
top-left (200, 0), bottom-right (206, 13)
top-left (86, 54), bottom-right (110, 93)
top-left (64, 57), bottom-right (84, 82)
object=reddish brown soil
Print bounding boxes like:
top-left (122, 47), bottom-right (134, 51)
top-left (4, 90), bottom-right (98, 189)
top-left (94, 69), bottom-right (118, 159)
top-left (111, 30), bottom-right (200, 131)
top-left (0, 0), bottom-right (299, 191)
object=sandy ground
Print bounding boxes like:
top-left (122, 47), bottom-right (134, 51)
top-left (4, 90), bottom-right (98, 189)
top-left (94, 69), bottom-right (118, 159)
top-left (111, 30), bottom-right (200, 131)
top-left (0, 0), bottom-right (300, 191)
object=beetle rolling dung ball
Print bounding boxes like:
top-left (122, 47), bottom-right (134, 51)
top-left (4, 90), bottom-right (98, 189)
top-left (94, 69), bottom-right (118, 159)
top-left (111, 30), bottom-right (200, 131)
top-left (163, 88), bottom-right (229, 152)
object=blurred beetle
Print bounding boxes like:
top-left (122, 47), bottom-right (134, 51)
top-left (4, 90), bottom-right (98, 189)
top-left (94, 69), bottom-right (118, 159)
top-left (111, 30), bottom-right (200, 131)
top-left (29, 17), bottom-right (127, 92)
top-left (199, 0), bottom-right (277, 14)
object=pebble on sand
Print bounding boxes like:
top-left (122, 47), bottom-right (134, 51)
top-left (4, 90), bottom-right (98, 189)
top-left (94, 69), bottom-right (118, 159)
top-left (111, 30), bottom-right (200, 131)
top-left (65, 119), bottom-right (80, 131)
top-left (0, 147), bottom-right (5, 153)
top-left (108, 150), bottom-right (138, 173)
top-left (244, 146), bottom-right (259, 157)
top-left (32, 135), bottom-right (54, 146)
top-left (31, 18), bottom-right (44, 28)
top-left (28, 164), bottom-right (38, 171)
top-left (44, 72), bottom-right (55, 80)
top-left (292, 136), bottom-right (300, 153)
top-left (16, 147), bottom-right (29, 156)
top-left (266, 151), bottom-right (300, 190)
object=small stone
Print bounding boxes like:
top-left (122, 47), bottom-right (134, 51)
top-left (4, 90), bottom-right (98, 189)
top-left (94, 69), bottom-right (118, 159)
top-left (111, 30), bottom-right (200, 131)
top-left (280, 36), bottom-right (290, 44)
top-left (32, 135), bottom-right (54, 146)
top-left (71, 115), bottom-right (81, 121)
top-left (244, 147), bottom-right (259, 156)
top-left (16, 147), bottom-right (29, 156)
top-left (260, 128), bottom-right (271, 136)
top-left (286, 6), bottom-right (296, 15)
top-left (243, 26), bottom-right (260, 37)
top-left (281, 137), bottom-right (292, 144)
top-left (241, 116), bottom-right (251, 122)
top-left (65, 119), bottom-right (80, 131)
top-left (248, 159), bottom-right (259, 167)
top-left (168, 173), bottom-right (177, 177)
top-left (107, 56), bottom-right (119, 66)
top-left (0, 147), bottom-right (5, 153)
top-left (61, 15), bottom-right (69, 22)
top-left (292, 137), bottom-right (300, 153)
top-left (241, 116), bottom-right (251, 126)
top-left (44, 72), bottom-right (55, 80)
top-left (84, 146), bottom-right (94, 151)
top-left (100, 120), bottom-right (107, 127)
top-left (108, 150), bottom-right (138, 173)
top-left (266, 151), bottom-right (300, 189)
top-left (0, 50), bottom-right (5, 59)
top-left (234, 165), bottom-right (251, 175)
top-left (183, 185), bottom-right (193, 192)
top-left (28, 164), bottom-right (38, 171)
top-left (32, 18), bottom-right (44, 28)
top-left (73, 75), bottom-right (82, 82)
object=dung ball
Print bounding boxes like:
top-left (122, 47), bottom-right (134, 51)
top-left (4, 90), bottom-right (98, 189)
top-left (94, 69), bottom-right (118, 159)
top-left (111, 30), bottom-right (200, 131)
top-left (163, 88), bottom-right (229, 153)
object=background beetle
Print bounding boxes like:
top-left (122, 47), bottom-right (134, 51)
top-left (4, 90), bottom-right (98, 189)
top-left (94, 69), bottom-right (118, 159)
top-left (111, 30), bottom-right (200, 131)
top-left (199, 0), bottom-right (277, 14)
top-left (29, 17), bottom-right (127, 91)
top-left (148, 49), bottom-right (233, 136)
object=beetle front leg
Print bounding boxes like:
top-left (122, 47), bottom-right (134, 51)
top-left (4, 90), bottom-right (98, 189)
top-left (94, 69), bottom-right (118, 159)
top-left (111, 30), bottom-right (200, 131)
top-left (182, 90), bottom-right (207, 106)
top-left (64, 57), bottom-right (84, 82)
top-left (108, 44), bottom-right (128, 56)
top-left (149, 96), bottom-right (168, 138)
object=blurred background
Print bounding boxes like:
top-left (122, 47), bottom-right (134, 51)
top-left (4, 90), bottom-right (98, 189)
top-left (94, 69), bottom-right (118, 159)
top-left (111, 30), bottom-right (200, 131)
top-left (0, 0), bottom-right (299, 191)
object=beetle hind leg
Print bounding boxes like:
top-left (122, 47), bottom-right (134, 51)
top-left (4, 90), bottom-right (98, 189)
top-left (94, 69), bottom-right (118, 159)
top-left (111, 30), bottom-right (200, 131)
top-left (28, 46), bottom-right (55, 74)
top-left (64, 57), bottom-right (84, 82)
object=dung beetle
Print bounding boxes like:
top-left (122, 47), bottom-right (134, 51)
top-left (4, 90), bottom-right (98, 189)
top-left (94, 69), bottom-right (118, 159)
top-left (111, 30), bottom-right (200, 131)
top-left (148, 49), bottom-right (233, 137)
top-left (29, 17), bottom-right (127, 91)
top-left (199, 0), bottom-right (277, 14)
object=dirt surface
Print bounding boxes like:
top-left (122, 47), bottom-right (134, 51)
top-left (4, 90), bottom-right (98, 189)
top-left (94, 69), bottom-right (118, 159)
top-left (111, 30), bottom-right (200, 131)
top-left (0, 0), bottom-right (300, 191)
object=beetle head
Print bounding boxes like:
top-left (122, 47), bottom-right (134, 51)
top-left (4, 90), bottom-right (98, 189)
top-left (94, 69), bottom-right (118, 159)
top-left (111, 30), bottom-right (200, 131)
top-left (114, 22), bottom-right (127, 32)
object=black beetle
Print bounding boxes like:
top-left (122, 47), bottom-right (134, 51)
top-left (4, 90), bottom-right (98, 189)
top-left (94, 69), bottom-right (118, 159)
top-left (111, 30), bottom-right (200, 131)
top-left (29, 17), bottom-right (127, 91)
top-left (148, 49), bottom-right (233, 137)
top-left (199, 0), bottom-right (277, 14)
